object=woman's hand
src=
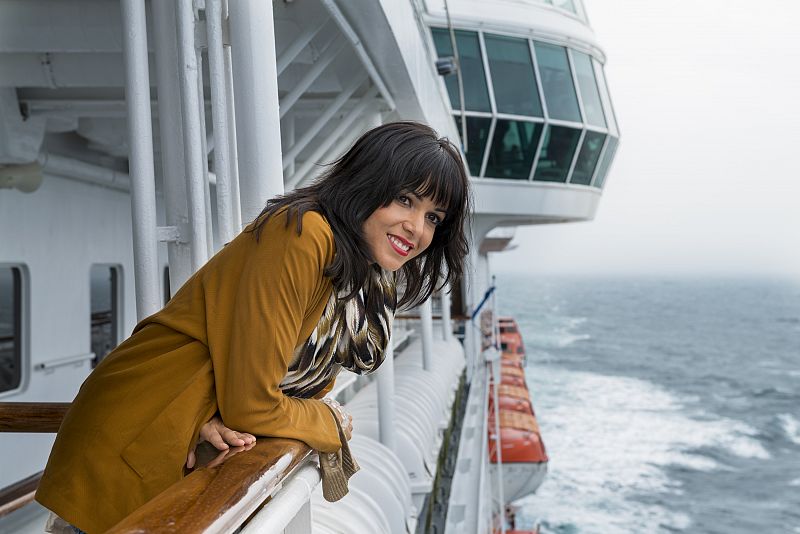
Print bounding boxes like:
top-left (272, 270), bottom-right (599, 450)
top-left (186, 416), bottom-right (257, 469)
top-left (322, 398), bottom-right (353, 441)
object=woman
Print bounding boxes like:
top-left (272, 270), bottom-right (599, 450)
top-left (36, 121), bottom-right (471, 533)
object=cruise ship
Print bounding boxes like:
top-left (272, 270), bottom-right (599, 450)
top-left (0, 0), bottom-right (618, 532)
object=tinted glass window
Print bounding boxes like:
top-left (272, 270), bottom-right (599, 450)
top-left (484, 34), bottom-right (542, 117)
top-left (533, 125), bottom-right (582, 182)
top-left (90, 265), bottom-right (119, 367)
top-left (593, 137), bottom-right (619, 188)
top-left (484, 120), bottom-right (543, 180)
top-left (571, 131), bottom-right (606, 185)
top-left (593, 58), bottom-right (619, 135)
top-left (432, 28), bottom-right (492, 112)
top-left (0, 267), bottom-right (22, 393)
top-left (455, 115), bottom-right (492, 176)
top-left (572, 51), bottom-right (606, 128)
top-left (552, 0), bottom-right (577, 14)
top-left (164, 265), bottom-right (171, 305)
top-left (534, 42), bottom-right (581, 122)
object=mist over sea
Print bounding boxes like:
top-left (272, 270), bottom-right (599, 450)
top-left (495, 274), bottom-right (800, 534)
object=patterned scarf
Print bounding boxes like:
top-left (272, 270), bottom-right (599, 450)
top-left (279, 266), bottom-right (397, 398)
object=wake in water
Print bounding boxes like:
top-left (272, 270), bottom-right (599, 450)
top-left (498, 275), bottom-right (800, 534)
top-left (516, 367), bottom-right (771, 534)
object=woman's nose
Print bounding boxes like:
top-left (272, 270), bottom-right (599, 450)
top-left (402, 212), bottom-right (424, 236)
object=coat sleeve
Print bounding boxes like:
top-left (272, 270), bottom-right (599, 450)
top-left (216, 214), bottom-right (341, 453)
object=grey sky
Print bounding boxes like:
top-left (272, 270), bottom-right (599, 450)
top-left (492, 0), bottom-right (800, 279)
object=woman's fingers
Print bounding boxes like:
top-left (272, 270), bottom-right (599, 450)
top-left (219, 427), bottom-right (246, 447)
top-left (205, 426), bottom-right (231, 451)
top-left (186, 448), bottom-right (197, 469)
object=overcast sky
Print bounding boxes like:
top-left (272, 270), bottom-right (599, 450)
top-left (492, 0), bottom-right (800, 280)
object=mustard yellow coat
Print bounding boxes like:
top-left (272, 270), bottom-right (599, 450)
top-left (36, 211), bottom-right (341, 533)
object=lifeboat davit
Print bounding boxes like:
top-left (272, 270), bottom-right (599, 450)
top-left (488, 317), bottom-right (548, 502)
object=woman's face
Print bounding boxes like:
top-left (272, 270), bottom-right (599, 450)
top-left (363, 191), bottom-right (447, 271)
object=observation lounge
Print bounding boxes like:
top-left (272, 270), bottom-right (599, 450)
top-left (425, 0), bottom-right (620, 226)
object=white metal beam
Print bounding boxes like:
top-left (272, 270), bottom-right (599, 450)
top-left (285, 87), bottom-right (378, 190)
top-left (120, 0), bottom-right (160, 319)
top-left (278, 37), bottom-right (346, 119)
top-left (229, 0), bottom-right (284, 224)
top-left (281, 73), bottom-right (367, 170)
top-left (176, 0), bottom-right (209, 271)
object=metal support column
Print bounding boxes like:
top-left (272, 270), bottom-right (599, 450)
top-left (489, 274), bottom-right (506, 533)
top-left (206, 0), bottom-right (235, 245)
top-left (420, 298), bottom-right (435, 371)
top-left (375, 317), bottom-right (397, 451)
top-left (229, 0), bottom-right (284, 223)
top-left (120, 0), bottom-right (160, 319)
top-left (223, 40), bottom-right (243, 231)
top-left (152, 0), bottom-right (193, 293)
top-left (441, 285), bottom-right (453, 341)
top-left (176, 0), bottom-right (209, 270)
top-left (282, 113), bottom-right (296, 179)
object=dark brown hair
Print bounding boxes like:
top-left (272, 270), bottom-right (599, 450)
top-left (250, 121), bottom-right (471, 309)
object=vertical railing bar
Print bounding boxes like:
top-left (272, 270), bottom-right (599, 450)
top-left (119, 0), bottom-right (161, 319)
top-left (229, 0), bottom-right (285, 224)
top-left (420, 298), bottom-right (435, 371)
top-left (206, 0), bottom-right (235, 244)
top-left (196, 45), bottom-right (215, 257)
top-left (152, 0), bottom-right (194, 292)
top-left (222, 41), bottom-right (242, 231)
top-left (176, 0), bottom-right (209, 270)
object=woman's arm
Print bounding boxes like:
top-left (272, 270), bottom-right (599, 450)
top-left (211, 213), bottom-right (342, 453)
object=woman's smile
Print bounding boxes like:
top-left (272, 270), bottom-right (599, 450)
top-left (387, 234), bottom-right (414, 256)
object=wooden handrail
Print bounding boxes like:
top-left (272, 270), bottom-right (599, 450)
top-left (108, 438), bottom-right (314, 533)
top-left (0, 402), bottom-right (71, 432)
top-left (1, 404), bottom-right (316, 532)
top-left (0, 471), bottom-right (42, 519)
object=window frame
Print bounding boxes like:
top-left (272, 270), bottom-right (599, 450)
top-left (429, 24), bottom-right (617, 186)
top-left (0, 264), bottom-right (28, 398)
top-left (89, 263), bottom-right (123, 367)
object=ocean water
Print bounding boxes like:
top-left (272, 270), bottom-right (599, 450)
top-left (495, 275), bottom-right (800, 534)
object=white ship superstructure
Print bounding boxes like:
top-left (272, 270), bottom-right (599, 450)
top-left (0, 1), bottom-right (618, 532)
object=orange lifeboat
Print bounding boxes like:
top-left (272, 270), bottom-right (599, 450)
top-left (488, 317), bottom-right (548, 502)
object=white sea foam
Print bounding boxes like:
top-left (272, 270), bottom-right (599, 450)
top-left (527, 315), bottom-right (592, 349)
top-left (778, 413), bottom-right (800, 445)
top-left (517, 366), bottom-right (770, 534)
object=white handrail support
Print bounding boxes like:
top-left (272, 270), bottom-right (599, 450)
top-left (119, 0), bottom-right (161, 319)
top-left (206, 0), bottom-right (235, 245)
top-left (420, 298), bottom-right (435, 371)
top-left (229, 0), bottom-right (285, 224)
top-left (176, 0), bottom-right (210, 271)
top-left (239, 461), bottom-right (321, 534)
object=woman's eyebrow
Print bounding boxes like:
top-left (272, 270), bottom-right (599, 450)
top-left (409, 191), bottom-right (447, 215)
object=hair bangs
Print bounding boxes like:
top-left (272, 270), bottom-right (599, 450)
top-left (394, 146), bottom-right (466, 219)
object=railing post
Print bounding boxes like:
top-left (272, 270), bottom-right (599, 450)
top-left (420, 298), bottom-right (434, 371)
top-left (376, 317), bottom-right (397, 451)
top-left (119, 0), bottom-right (160, 319)
top-left (176, 0), bottom-right (210, 271)
top-left (206, 0), bottom-right (236, 245)
top-left (441, 285), bottom-right (453, 341)
top-left (152, 0), bottom-right (194, 292)
top-left (228, 0), bottom-right (284, 223)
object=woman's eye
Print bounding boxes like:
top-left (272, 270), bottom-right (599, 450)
top-left (397, 195), bottom-right (411, 205)
top-left (427, 213), bottom-right (441, 225)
